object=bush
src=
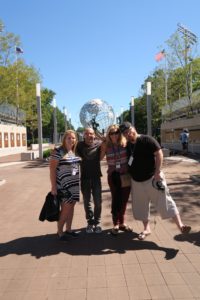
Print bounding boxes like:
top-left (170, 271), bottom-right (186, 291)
top-left (43, 149), bottom-right (51, 158)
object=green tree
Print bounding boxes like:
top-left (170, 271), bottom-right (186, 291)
top-left (166, 29), bottom-right (198, 112)
top-left (0, 19), bottom-right (21, 66)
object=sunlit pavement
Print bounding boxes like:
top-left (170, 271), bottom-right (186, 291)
top-left (0, 155), bottom-right (200, 299)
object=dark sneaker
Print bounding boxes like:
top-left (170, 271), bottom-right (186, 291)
top-left (86, 225), bottom-right (94, 233)
top-left (94, 226), bottom-right (102, 233)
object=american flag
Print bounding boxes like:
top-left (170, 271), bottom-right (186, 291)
top-left (155, 49), bottom-right (165, 62)
top-left (15, 47), bottom-right (24, 54)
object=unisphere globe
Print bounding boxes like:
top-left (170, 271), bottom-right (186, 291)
top-left (79, 98), bottom-right (115, 133)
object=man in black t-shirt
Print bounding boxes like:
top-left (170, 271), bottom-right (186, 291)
top-left (119, 122), bottom-right (191, 240)
top-left (76, 128), bottom-right (102, 233)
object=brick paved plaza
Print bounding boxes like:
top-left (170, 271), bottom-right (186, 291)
top-left (0, 155), bottom-right (200, 300)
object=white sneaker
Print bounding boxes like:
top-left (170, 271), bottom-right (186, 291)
top-left (94, 226), bottom-right (102, 233)
top-left (86, 225), bottom-right (93, 233)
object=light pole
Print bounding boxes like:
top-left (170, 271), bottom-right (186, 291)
top-left (177, 24), bottom-right (197, 105)
top-left (146, 82), bottom-right (152, 136)
top-left (115, 112), bottom-right (119, 124)
top-left (189, 58), bottom-right (193, 97)
top-left (0, 23), bottom-right (4, 32)
top-left (120, 106), bottom-right (124, 123)
top-left (68, 113), bottom-right (71, 129)
top-left (177, 23), bottom-right (197, 65)
top-left (130, 96), bottom-right (135, 126)
top-left (15, 46), bottom-right (23, 124)
top-left (36, 83), bottom-right (43, 159)
top-left (52, 98), bottom-right (57, 145)
top-left (63, 106), bottom-right (68, 132)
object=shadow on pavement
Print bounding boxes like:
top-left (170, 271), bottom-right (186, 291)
top-left (23, 160), bottom-right (49, 169)
top-left (0, 229), bottom-right (178, 260)
top-left (174, 231), bottom-right (200, 247)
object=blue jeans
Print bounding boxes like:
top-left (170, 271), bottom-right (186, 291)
top-left (81, 177), bottom-right (102, 226)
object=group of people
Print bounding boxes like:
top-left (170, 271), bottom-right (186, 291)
top-left (49, 122), bottom-right (191, 241)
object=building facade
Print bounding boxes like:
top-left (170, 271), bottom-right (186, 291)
top-left (0, 103), bottom-right (27, 157)
top-left (161, 90), bottom-right (200, 154)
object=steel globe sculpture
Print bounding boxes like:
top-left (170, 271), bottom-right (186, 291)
top-left (79, 98), bottom-right (115, 133)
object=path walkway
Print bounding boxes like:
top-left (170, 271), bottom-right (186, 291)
top-left (0, 155), bottom-right (200, 299)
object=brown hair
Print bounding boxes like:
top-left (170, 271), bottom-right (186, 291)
top-left (105, 124), bottom-right (126, 147)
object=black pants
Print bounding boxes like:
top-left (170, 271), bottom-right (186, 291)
top-left (81, 177), bottom-right (102, 225)
top-left (108, 175), bottom-right (130, 226)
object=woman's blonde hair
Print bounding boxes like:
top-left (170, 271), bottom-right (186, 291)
top-left (61, 130), bottom-right (78, 152)
top-left (105, 124), bottom-right (126, 147)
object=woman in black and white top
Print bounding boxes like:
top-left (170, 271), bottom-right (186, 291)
top-left (50, 130), bottom-right (81, 241)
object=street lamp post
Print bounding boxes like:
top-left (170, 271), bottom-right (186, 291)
top-left (189, 58), bottom-right (193, 97)
top-left (115, 112), bottom-right (119, 124)
top-left (130, 96), bottom-right (135, 126)
top-left (36, 83), bottom-right (43, 159)
top-left (177, 24), bottom-right (198, 104)
top-left (15, 46), bottom-right (23, 124)
top-left (146, 82), bottom-right (152, 136)
top-left (0, 23), bottom-right (4, 32)
top-left (68, 113), bottom-right (71, 129)
top-left (63, 106), bottom-right (68, 132)
top-left (120, 107), bottom-right (124, 123)
top-left (52, 98), bottom-right (57, 145)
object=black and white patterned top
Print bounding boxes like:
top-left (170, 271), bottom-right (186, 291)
top-left (50, 146), bottom-right (81, 202)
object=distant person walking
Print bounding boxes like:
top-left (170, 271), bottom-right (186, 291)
top-left (180, 129), bottom-right (189, 155)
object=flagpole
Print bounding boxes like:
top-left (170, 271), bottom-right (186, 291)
top-left (155, 49), bottom-right (168, 105)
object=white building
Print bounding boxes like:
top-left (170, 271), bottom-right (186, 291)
top-left (0, 103), bottom-right (27, 157)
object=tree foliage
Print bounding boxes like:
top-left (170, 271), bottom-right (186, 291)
top-left (120, 27), bottom-right (200, 139)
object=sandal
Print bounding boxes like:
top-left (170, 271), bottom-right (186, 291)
top-left (119, 225), bottom-right (133, 232)
top-left (181, 225), bottom-right (191, 234)
top-left (138, 231), bottom-right (151, 241)
top-left (111, 228), bottom-right (119, 236)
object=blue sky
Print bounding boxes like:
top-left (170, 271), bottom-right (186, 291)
top-left (1, 0), bottom-right (200, 128)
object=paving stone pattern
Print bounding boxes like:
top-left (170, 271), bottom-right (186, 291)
top-left (0, 155), bottom-right (200, 299)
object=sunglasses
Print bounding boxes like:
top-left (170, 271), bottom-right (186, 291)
top-left (109, 131), bottom-right (120, 136)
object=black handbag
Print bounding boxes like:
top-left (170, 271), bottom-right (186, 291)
top-left (39, 192), bottom-right (60, 222)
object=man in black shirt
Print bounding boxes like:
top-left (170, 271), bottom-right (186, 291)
top-left (119, 122), bottom-right (191, 240)
top-left (76, 128), bottom-right (102, 233)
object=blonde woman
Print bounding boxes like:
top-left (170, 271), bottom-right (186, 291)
top-left (101, 125), bottom-right (132, 235)
top-left (50, 130), bottom-right (81, 241)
